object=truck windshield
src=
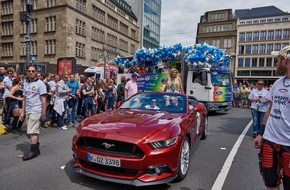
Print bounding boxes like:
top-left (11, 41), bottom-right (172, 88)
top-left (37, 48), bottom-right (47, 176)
top-left (211, 73), bottom-right (230, 87)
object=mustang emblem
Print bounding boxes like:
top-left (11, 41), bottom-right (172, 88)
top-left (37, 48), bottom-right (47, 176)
top-left (102, 142), bottom-right (115, 149)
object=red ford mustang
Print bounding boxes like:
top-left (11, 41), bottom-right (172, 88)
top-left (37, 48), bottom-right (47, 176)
top-left (72, 92), bottom-right (208, 186)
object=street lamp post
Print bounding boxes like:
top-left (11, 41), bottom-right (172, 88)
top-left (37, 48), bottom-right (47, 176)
top-left (20, 1), bottom-right (33, 69)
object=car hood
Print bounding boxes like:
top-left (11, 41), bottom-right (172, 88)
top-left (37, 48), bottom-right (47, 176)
top-left (79, 110), bottom-right (185, 139)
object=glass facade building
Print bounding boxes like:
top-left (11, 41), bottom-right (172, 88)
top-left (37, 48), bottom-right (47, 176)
top-left (126, 0), bottom-right (161, 48)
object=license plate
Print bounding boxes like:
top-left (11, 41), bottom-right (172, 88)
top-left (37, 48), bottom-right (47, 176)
top-left (87, 153), bottom-right (121, 167)
top-left (222, 103), bottom-right (228, 106)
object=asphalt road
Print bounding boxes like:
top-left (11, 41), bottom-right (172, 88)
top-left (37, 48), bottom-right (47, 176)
top-left (0, 108), bottom-right (273, 190)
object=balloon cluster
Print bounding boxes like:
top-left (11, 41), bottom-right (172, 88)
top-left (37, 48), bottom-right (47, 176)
top-left (184, 43), bottom-right (230, 70)
top-left (114, 43), bottom-right (230, 69)
top-left (114, 44), bottom-right (182, 68)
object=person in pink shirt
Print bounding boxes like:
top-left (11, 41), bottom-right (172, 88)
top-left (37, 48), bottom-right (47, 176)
top-left (125, 72), bottom-right (138, 100)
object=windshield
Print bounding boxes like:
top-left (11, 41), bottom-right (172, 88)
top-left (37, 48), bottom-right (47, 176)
top-left (120, 93), bottom-right (187, 113)
top-left (211, 73), bottom-right (230, 87)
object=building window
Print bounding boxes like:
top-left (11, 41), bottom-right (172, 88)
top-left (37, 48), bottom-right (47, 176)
top-left (76, 19), bottom-right (86, 36)
top-left (274, 43), bottom-right (281, 51)
top-left (1, 42), bottom-right (13, 57)
top-left (46, 0), bottom-right (56, 7)
top-left (260, 31), bottom-right (266, 40)
top-left (239, 45), bottom-right (245, 54)
top-left (237, 71), bottom-right (250, 76)
top-left (251, 70), bottom-right (272, 76)
top-left (91, 47), bottom-right (102, 61)
top-left (1, 0), bottom-right (13, 15)
top-left (212, 39), bottom-right (220, 48)
top-left (31, 0), bottom-right (38, 10)
top-left (45, 39), bottom-right (56, 54)
top-left (260, 44), bottom-right (266, 54)
top-left (268, 30), bottom-right (274, 40)
top-left (1, 21), bottom-right (13, 36)
top-left (238, 58), bottom-right (243, 67)
top-left (246, 32), bottom-right (252, 41)
top-left (282, 43), bottom-right (289, 48)
top-left (253, 32), bottom-right (259, 41)
top-left (131, 29), bottom-right (137, 39)
top-left (119, 39), bottom-right (128, 52)
top-left (76, 0), bottom-right (86, 13)
top-left (92, 5), bottom-right (105, 23)
top-left (252, 45), bottom-right (258, 54)
top-left (267, 44), bottom-right (273, 54)
top-left (45, 16), bottom-right (56, 32)
top-left (259, 58), bottom-right (265, 67)
top-left (130, 44), bottom-right (135, 54)
top-left (283, 29), bottom-right (290, 39)
top-left (275, 18), bottom-right (281, 22)
top-left (267, 19), bottom-right (273, 22)
top-left (239, 32), bottom-right (245, 42)
top-left (107, 14), bottom-right (118, 30)
top-left (92, 27), bottom-right (105, 43)
top-left (282, 18), bottom-right (289, 21)
top-left (266, 58), bottom-right (272, 67)
top-left (223, 39), bottom-right (232, 48)
top-left (275, 30), bottom-right (282, 40)
top-left (75, 42), bottom-right (85, 57)
top-left (120, 22), bottom-right (128, 35)
top-left (260, 20), bottom-right (266, 23)
top-left (107, 33), bottom-right (118, 48)
top-left (252, 58), bottom-right (258, 67)
top-left (245, 45), bottom-right (251, 54)
top-left (245, 58), bottom-right (250, 67)
top-left (21, 41), bottom-right (37, 56)
top-left (31, 19), bottom-right (38, 33)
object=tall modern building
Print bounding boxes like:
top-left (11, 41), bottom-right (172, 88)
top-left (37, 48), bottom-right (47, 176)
top-left (234, 6), bottom-right (290, 85)
top-left (125, 0), bottom-right (161, 48)
top-left (0, 0), bottom-right (140, 74)
top-left (196, 9), bottom-right (237, 72)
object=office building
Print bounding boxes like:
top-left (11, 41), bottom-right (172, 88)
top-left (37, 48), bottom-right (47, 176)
top-left (196, 9), bottom-right (237, 72)
top-left (0, 0), bottom-right (140, 73)
top-left (234, 6), bottom-right (290, 85)
top-left (125, 0), bottom-right (161, 48)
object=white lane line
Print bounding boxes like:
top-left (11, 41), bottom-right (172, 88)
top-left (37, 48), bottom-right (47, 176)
top-left (211, 120), bottom-right (253, 190)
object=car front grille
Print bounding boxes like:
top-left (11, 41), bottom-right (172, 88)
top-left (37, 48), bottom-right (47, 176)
top-left (79, 159), bottom-right (139, 177)
top-left (77, 137), bottom-right (144, 158)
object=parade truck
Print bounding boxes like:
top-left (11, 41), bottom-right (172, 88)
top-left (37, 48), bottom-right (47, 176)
top-left (186, 66), bottom-right (233, 112)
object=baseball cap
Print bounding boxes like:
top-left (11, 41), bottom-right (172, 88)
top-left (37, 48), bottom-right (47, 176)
top-left (271, 45), bottom-right (290, 59)
top-left (131, 72), bottom-right (139, 78)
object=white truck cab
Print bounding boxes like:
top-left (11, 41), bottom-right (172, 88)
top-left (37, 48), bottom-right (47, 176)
top-left (83, 67), bottom-right (104, 80)
top-left (186, 66), bottom-right (233, 112)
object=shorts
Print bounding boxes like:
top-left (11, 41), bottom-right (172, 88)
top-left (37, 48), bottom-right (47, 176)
top-left (259, 139), bottom-right (290, 188)
top-left (12, 102), bottom-right (21, 109)
top-left (26, 113), bottom-right (41, 135)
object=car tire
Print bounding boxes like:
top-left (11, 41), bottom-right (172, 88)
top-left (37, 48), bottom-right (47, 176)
top-left (175, 137), bottom-right (190, 182)
top-left (201, 116), bottom-right (208, 140)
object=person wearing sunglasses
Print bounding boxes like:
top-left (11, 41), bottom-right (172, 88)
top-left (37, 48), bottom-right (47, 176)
top-left (248, 79), bottom-right (269, 138)
top-left (145, 99), bottom-right (160, 110)
top-left (19, 65), bottom-right (47, 161)
top-left (253, 46), bottom-right (290, 190)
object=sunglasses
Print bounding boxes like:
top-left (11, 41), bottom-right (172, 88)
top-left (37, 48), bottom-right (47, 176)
top-left (27, 70), bottom-right (35, 73)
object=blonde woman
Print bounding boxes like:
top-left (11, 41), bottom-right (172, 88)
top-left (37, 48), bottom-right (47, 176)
top-left (164, 68), bottom-right (184, 93)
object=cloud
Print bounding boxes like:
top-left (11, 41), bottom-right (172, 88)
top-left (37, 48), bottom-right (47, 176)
top-left (160, 0), bottom-right (289, 46)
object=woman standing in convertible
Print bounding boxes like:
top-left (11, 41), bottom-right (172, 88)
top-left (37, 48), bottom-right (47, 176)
top-left (164, 68), bottom-right (184, 93)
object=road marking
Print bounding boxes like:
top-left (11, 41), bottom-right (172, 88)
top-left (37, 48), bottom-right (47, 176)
top-left (211, 120), bottom-right (253, 190)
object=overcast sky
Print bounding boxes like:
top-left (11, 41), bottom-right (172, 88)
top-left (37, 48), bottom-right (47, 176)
top-left (160, 0), bottom-right (289, 47)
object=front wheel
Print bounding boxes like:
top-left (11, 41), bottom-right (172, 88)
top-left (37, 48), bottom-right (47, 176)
top-left (175, 137), bottom-right (190, 181)
top-left (201, 116), bottom-right (208, 140)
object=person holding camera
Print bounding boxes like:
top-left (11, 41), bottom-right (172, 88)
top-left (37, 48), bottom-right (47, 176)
top-left (248, 79), bottom-right (269, 138)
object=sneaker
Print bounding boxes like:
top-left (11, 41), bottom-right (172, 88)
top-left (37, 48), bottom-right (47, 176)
top-left (58, 126), bottom-right (68, 130)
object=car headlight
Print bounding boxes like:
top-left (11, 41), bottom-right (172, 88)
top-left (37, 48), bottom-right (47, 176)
top-left (148, 136), bottom-right (179, 150)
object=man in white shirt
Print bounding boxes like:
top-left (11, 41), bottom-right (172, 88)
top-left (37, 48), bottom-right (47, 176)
top-left (253, 46), bottom-right (290, 190)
